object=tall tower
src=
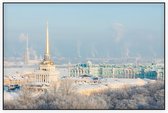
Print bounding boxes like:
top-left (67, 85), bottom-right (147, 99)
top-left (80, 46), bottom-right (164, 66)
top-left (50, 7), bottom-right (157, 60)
top-left (34, 22), bottom-right (59, 86)
top-left (40, 22), bottom-right (54, 69)
top-left (44, 22), bottom-right (50, 61)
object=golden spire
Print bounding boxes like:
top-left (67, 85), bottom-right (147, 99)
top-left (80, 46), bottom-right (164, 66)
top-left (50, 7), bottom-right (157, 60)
top-left (44, 21), bottom-right (50, 61)
top-left (46, 21), bottom-right (49, 55)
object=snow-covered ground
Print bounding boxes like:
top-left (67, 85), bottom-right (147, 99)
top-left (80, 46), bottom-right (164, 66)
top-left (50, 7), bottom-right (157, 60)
top-left (4, 67), bottom-right (35, 76)
top-left (75, 78), bottom-right (156, 95)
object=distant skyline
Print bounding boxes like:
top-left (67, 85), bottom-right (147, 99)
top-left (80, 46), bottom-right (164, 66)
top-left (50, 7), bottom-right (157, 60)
top-left (4, 3), bottom-right (164, 59)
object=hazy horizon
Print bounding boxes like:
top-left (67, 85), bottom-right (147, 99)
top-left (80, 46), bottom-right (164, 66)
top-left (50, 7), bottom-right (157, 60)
top-left (4, 3), bottom-right (164, 59)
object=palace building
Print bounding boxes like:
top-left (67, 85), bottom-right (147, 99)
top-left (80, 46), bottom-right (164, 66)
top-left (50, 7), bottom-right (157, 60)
top-left (69, 61), bottom-right (137, 79)
top-left (69, 61), bottom-right (164, 80)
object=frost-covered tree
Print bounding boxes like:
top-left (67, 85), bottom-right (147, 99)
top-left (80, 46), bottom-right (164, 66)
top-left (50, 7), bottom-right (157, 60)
top-left (4, 80), bottom-right (164, 110)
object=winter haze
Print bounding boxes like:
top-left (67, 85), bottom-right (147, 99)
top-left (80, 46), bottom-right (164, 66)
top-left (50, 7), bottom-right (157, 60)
top-left (4, 4), bottom-right (164, 59)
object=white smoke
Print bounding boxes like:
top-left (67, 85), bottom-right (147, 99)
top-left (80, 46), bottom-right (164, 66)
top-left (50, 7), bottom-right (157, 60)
top-left (19, 33), bottom-right (27, 41)
top-left (30, 48), bottom-right (38, 60)
top-left (91, 44), bottom-right (98, 58)
top-left (125, 47), bottom-right (130, 58)
top-left (112, 23), bottom-right (125, 43)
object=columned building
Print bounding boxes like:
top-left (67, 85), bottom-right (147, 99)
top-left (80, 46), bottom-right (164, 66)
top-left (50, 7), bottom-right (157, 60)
top-left (69, 62), bottom-right (164, 80)
top-left (69, 61), bottom-right (137, 79)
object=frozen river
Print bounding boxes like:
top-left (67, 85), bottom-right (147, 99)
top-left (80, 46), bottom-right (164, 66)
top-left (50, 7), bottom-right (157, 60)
top-left (4, 67), bottom-right (35, 76)
top-left (4, 67), bottom-right (68, 77)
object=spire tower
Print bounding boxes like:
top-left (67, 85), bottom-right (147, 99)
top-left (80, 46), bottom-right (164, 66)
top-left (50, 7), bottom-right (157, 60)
top-left (44, 21), bottom-right (50, 60)
top-left (35, 21), bottom-right (59, 88)
top-left (46, 21), bottom-right (49, 55)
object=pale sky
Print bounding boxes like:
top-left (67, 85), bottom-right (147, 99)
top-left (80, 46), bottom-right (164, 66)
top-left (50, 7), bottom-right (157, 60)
top-left (4, 3), bottom-right (164, 59)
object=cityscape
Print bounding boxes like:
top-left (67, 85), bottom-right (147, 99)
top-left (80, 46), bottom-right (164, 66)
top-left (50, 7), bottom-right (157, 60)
top-left (3, 3), bottom-right (165, 110)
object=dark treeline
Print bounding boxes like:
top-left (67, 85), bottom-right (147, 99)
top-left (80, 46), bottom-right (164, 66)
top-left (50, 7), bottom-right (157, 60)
top-left (4, 80), bottom-right (165, 110)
